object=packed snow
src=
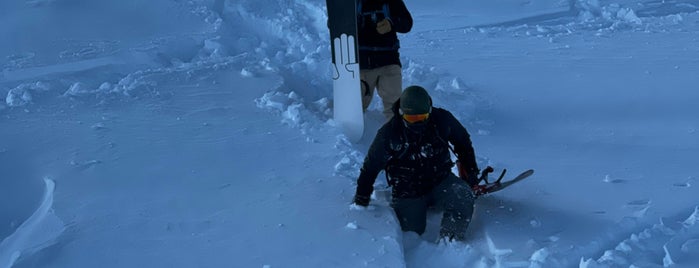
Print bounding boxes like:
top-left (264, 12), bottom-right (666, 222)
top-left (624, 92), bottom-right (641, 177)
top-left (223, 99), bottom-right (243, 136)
top-left (1, 0), bottom-right (698, 267)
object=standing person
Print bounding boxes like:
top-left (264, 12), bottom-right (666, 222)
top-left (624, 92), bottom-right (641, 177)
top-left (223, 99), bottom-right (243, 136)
top-left (357, 0), bottom-right (413, 120)
top-left (352, 85), bottom-right (480, 242)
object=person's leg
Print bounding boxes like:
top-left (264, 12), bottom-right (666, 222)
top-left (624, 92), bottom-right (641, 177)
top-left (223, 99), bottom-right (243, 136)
top-left (431, 174), bottom-right (475, 241)
top-left (391, 196), bottom-right (429, 235)
top-left (360, 68), bottom-right (379, 112)
top-left (375, 64), bottom-right (402, 120)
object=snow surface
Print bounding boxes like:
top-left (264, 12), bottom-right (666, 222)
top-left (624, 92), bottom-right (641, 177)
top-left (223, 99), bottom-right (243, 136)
top-left (1, 0), bottom-right (698, 267)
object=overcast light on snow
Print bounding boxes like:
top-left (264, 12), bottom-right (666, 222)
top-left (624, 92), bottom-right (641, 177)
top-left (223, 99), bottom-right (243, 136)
top-left (1, 0), bottom-right (699, 267)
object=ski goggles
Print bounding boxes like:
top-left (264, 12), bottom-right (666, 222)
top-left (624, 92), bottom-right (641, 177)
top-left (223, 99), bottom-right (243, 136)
top-left (402, 113), bottom-right (430, 124)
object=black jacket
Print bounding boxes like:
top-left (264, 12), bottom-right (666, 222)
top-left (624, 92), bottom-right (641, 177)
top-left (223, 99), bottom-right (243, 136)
top-left (357, 0), bottom-right (413, 70)
top-left (355, 102), bottom-right (479, 199)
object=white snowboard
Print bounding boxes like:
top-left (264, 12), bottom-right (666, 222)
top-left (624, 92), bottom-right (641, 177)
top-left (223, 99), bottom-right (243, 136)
top-left (332, 33), bottom-right (364, 142)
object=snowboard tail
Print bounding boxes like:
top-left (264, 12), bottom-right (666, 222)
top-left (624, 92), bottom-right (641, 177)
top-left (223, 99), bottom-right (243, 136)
top-left (326, 0), bottom-right (364, 142)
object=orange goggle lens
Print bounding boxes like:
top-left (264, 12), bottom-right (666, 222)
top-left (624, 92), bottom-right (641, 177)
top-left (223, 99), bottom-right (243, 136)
top-left (402, 113), bottom-right (429, 124)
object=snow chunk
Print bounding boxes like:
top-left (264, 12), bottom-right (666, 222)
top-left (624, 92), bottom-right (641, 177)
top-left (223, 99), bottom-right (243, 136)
top-left (683, 206), bottom-right (699, 227)
top-left (240, 68), bottom-right (254, 77)
top-left (345, 221), bottom-right (359, 230)
top-left (255, 91), bottom-right (309, 128)
top-left (449, 78), bottom-right (462, 90)
top-left (529, 248), bottom-right (550, 267)
top-left (97, 82), bottom-right (112, 92)
top-left (663, 244), bottom-right (675, 267)
top-left (615, 241), bottom-right (632, 252)
top-left (282, 103), bottom-right (303, 126)
top-left (63, 82), bottom-right (112, 97)
top-left (333, 136), bottom-right (364, 178)
top-left (113, 71), bottom-right (158, 97)
top-left (575, 1), bottom-right (642, 27)
top-left (6, 82), bottom-right (50, 107)
top-left (200, 37), bottom-right (226, 59)
top-left (63, 82), bottom-right (92, 97)
top-left (485, 232), bottom-right (512, 257)
top-left (609, 7), bottom-right (641, 25)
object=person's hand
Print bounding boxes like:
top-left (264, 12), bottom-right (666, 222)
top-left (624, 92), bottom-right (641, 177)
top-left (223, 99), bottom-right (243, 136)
top-left (471, 184), bottom-right (486, 197)
top-left (376, 19), bottom-right (392, 34)
top-left (353, 195), bottom-right (370, 207)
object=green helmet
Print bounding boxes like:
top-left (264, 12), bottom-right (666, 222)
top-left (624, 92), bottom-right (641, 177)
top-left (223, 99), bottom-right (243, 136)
top-left (400, 85), bottom-right (432, 115)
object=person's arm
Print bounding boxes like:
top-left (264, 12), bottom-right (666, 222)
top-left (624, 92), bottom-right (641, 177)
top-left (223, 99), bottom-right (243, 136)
top-left (354, 127), bottom-right (390, 206)
top-left (446, 111), bottom-right (479, 186)
top-left (387, 0), bottom-right (413, 33)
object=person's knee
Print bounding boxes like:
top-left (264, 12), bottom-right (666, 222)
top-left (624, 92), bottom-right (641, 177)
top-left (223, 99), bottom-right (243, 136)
top-left (397, 216), bottom-right (426, 234)
top-left (452, 179), bottom-right (475, 199)
top-left (393, 198), bottom-right (428, 235)
top-left (445, 190), bottom-right (475, 214)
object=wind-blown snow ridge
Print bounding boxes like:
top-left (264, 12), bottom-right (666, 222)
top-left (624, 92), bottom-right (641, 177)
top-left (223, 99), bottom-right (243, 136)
top-left (1, 0), bottom-right (224, 109)
top-left (0, 178), bottom-right (64, 268)
top-left (449, 0), bottom-right (699, 40)
top-left (5, 48), bottom-right (245, 107)
top-left (580, 205), bottom-right (699, 267)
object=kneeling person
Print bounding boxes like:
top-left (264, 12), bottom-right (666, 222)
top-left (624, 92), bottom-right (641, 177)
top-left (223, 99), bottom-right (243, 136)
top-left (353, 85), bottom-right (481, 241)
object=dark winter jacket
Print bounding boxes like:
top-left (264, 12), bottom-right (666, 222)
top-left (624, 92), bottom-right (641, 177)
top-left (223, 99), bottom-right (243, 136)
top-left (357, 0), bottom-right (413, 70)
top-left (355, 101), bottom-right (479, 199)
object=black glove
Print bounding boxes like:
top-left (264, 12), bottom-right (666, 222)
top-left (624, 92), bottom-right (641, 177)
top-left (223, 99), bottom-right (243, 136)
top-left (353, 195), bottom-right (370, 207)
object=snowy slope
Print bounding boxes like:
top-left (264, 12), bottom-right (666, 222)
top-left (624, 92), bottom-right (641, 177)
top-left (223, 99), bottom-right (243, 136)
top-left (2, 0), bottom-right (699, 267)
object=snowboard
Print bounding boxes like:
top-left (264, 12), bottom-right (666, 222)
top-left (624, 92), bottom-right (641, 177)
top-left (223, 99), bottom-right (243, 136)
top-left (473, 168), bottom-right (535, 197)
top-left (326, 0), bottom-right (364, 142)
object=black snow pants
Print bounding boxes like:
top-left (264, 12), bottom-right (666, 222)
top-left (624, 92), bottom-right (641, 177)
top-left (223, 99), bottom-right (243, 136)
top-left (391, 173), bottom-right (475, 241)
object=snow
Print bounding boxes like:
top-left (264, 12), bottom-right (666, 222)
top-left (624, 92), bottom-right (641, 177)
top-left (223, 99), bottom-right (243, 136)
top-left (0, 178), bottom-right (63, 268)
top-left (1, 0), bottom-right (698, 267)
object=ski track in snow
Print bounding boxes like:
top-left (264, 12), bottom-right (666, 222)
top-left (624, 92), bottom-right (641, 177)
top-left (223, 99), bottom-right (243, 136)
top-left (2, 0), bottom-right (698, 267)
top-left (0, 178), bottom-right (64, 268)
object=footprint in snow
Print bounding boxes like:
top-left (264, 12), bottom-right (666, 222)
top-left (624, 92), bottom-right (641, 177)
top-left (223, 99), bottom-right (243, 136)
top-left (626, 199), bottom-right (651, 206)
top-left (603, 174), bottom-right (627, 184)
top-left (673, 182), bottom-right (691, 188)
top-left (626, 199), bottom-right (651, 207)
top-left (673, 177), bottom-right (693, 188)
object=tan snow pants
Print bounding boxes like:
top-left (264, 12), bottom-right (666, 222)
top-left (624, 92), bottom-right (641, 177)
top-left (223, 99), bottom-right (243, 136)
top-left (360, 64), bottom-right (402, 120)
